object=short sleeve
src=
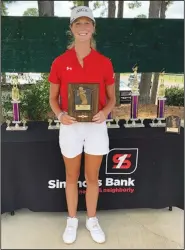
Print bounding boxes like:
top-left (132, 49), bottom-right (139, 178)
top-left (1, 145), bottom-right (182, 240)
top-left (48, 59), bottom-right (60, 84)
top-left (104, 58), bottom-right (115, 85)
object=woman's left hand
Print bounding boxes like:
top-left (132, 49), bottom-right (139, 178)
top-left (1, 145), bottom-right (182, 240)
top-left (92, 110), bottom-right (106, 123)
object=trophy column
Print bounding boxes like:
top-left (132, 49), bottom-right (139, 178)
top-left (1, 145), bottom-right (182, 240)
top-left (150, 71), bottom-right (166, 127)
top-left (12, 100), bottom-right (21, 127)
top-left (6, 76), bottom-right (28, 131)
top-left (124, 66), bottom-right (144, 128)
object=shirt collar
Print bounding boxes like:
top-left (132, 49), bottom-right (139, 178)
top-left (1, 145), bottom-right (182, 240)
top-left (70, 47), bottom-right (95, 61)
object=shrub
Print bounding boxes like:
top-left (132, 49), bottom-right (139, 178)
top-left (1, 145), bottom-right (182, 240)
top-left (165, 87), bottom-right (184, 107)
top-left (2, 73), bottom-right (53, 121)
top-left (20, 73), bottom-right (52, 120)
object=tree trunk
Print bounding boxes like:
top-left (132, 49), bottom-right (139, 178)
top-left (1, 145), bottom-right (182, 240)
top-left (150, 1), bottom-right (168, 104)
top-left (108, 1), bottom-right (116, 17)
top-left (160, 1), bottom-right (168, 18)
top-left (38, 1), bottom-right (54, 16)
top-left (83, 1), bottom-right (89, 7)
top-left (139, 73), bottom-right (152, 104)
top-left (117, 1), bottom-right (124, 18)
top-left (139, 1), bottom-right (162, 103)
top-left (150, 72), bottom-right (160, 104)
top-left (115, 1), bottom-right (124, 105)
top-left (149, 0), bottom-right (162, 18)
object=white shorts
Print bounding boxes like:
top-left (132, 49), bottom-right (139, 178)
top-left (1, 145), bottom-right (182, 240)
top-left (59, 122), bottom-right (109, 158)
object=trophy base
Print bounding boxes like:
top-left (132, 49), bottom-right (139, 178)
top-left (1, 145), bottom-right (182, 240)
top-left (6, 126), bottom-right (28, 131)
top-left (149, 118), bottom-right (166, 127)
top-left (150, 122), bottom-right (166, 127)
top-left (48, 120), bottom-right (60, 130)
top-left (124, 123), bottom-right (145, 128)
top-left (124, 119), bottom-right (145, 128)
top-left (106, 119), bottom-right (120, 128)
top-left (107, 124), bottom-right (120, 128)
top-left (48, 125), bottom-right (60, 130)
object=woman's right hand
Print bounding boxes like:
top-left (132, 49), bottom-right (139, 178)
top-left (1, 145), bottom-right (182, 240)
top-left (59, 114), bottom-right (77, 125)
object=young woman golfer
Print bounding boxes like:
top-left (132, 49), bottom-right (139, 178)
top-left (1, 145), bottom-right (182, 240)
top-left (49, 6), bottom-right (116, 244)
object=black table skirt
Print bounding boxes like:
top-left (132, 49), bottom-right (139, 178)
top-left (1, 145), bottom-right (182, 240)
top-left (1, 120), bottom-right (184, 214)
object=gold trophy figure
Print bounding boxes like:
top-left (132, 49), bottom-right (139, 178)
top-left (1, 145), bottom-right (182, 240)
top-left (77, 87), bottom-right (88, 105)
top-left (131, 66), bottom-right (139, 94)
top-left (158, 71), bottom-right (165, 97)
top-left (12, 76), bottom-right (20, 101)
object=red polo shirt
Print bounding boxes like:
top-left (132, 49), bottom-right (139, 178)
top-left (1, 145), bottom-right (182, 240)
top-left (48, 47), bottom-right (115, 112)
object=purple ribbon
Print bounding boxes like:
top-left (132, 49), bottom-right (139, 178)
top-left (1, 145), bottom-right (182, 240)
top-left (157, 99), bottom-right (165, 118)
top-left (131, 95), bottom-right (138, 119)
top-left (13, 102), bottom-right (20, 121)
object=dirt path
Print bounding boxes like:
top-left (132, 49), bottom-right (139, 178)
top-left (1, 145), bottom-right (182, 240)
top-left (112, 104), bottom-right (184, 120)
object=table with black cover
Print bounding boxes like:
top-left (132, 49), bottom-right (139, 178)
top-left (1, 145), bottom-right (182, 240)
top-left (1, 120), bottom-right (184, 214)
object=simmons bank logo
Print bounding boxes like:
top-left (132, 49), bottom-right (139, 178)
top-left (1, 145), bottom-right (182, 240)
top-left (48, 148), bottom-right (138, 193)
top-left (106, 148), bottom-right (138, 175)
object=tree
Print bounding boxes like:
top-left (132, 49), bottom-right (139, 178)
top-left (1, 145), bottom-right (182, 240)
top-left (136, 14), bottom-right (147, 18)
top-left (128, 1), bottom-right (141, 9)
top-left (84, 1), bottom-right (89, 6)
top-left (1, 2), bottom-right (8, 16)
top-left (73, 0), bottom-right (89, 7)
top-left (1, 1), bottom-right (14, 16)
top-left (128, 1), bottom-right (142, 10)
top-left (114, 1), bottom-right (124, 106)
top-left (1, 1), bottom-right (14, 85)
top-left (72, 1), bottom-right (105, 12)
top-left (150, 1), bottom-right (173, 104)
top-left (37, 1), bottom-right (54, 16)
top-left (138, 1), bottom-right (162, 104)
top-left (23, 8), bottom-right (39, 16)
top-left (117, 0), bottom-right (124, 18)
top-left (148, 0), bottom-right (162, 18)
top-left (108, 1), bottom-right (116, 18)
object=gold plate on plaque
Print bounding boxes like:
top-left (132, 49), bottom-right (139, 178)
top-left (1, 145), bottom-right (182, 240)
top-left (68, 83), bottom-right (99, 122)
top-left (165, 115), bottom-right (181, 134)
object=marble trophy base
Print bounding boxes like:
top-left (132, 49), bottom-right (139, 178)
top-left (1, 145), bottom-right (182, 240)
top-left (6, 121), bottom-right (28, 131)
top-left (124, 118), bottom-right (145, 128)
top-left (106, 118), bottom-right (120, 128)
top-left (48, 119), bottom-right (60, 130)
top-left (149, 118), bottom-right (166, 127)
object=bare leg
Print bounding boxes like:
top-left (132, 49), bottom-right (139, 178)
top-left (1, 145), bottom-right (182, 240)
top-left (84, 153), bottom-right (103, 218)
top-left (63, 154), bottom-right (82, 217)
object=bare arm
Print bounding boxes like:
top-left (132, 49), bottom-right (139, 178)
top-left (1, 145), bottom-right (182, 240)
top-left (49, 83), bottom-right (76, 124)
top-left (102, 84), bottom-right (116, 118)
top-left (49, 83), bottom-right (61, 118)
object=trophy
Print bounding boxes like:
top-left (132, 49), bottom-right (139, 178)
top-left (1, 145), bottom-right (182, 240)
top-left (106, 112), bottom-right (120, 128)
top-left (6, 76), bottom-right (28, 131)
top-left (150, 70), bottom-right (166, 127)
top-left (165, 115), bottom-right (181, 134)
top-left (68, 83), bottom-right (99, 122)
top-left (48, 118), bottom-right (60, 130)
top-left (124, 65), bottom-right (144, 128)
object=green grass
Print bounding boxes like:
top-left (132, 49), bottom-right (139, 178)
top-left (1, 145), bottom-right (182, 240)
top-left (120, 73), bottom-right (184, 86)
top-left (162, 74), bottom-right (184, 85)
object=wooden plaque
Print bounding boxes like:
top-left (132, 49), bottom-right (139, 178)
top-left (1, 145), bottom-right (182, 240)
top-left (165, 115), bottom-right (181, 134)
top-left (68, 83), bottom-right (99, 122)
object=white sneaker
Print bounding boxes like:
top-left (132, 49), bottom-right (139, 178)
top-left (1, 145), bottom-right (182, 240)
top-left (86, 217), bottom-right (105, 243)
top-left (62, 217), bottom-right (78, 244)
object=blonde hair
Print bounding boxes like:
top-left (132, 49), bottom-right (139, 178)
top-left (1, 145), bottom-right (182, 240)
top-left (66, 27), bottom-right (96, 50)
